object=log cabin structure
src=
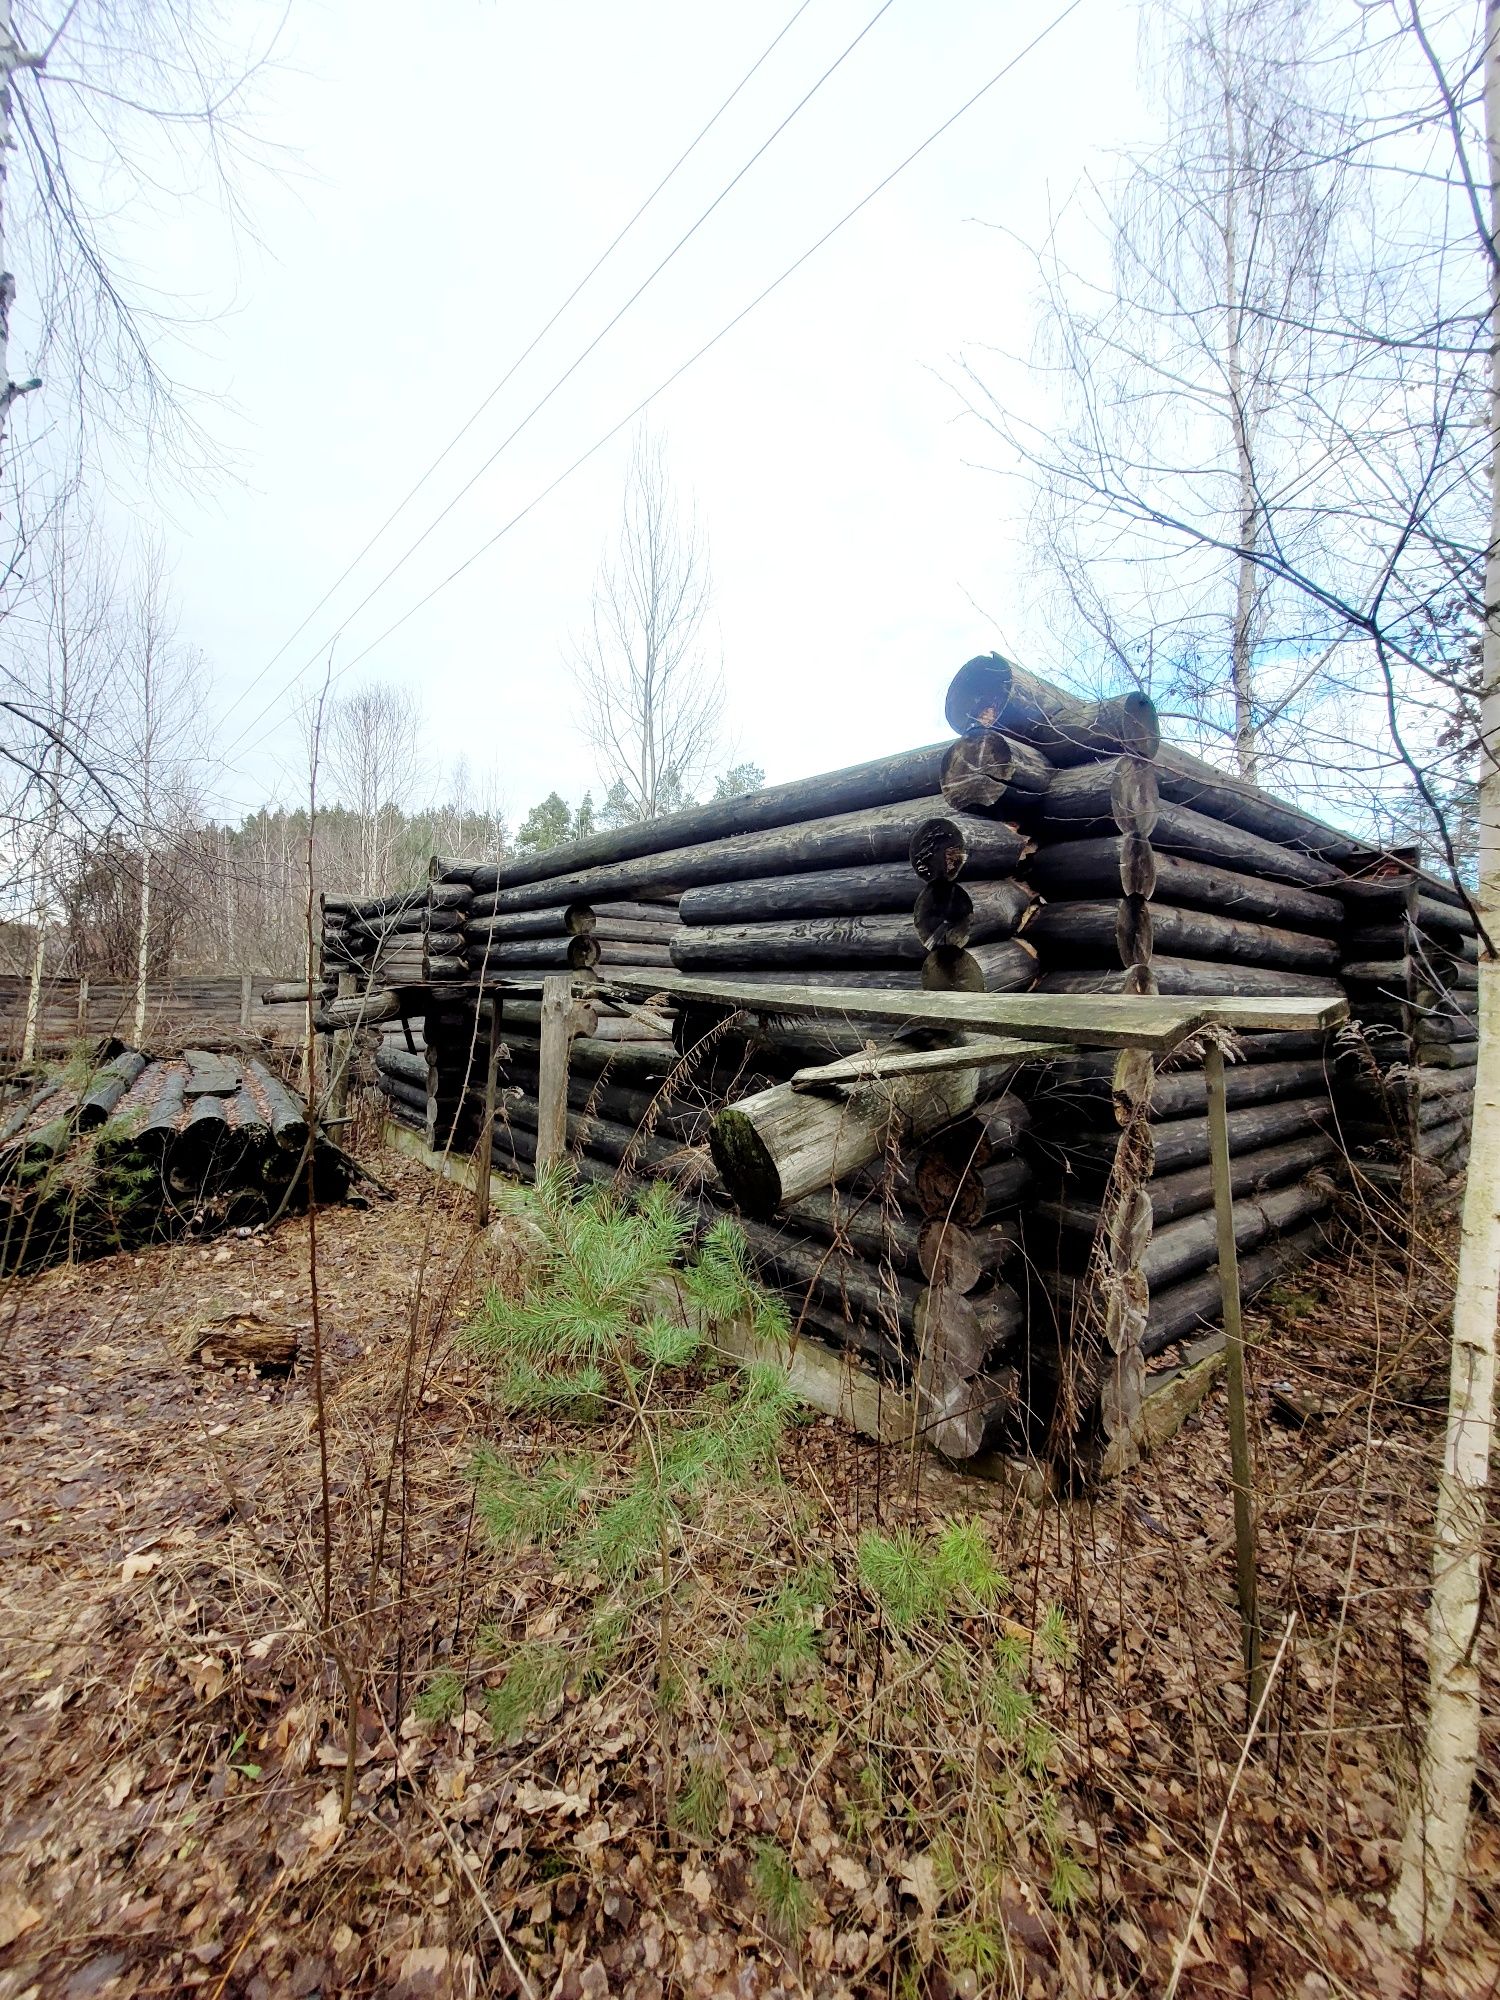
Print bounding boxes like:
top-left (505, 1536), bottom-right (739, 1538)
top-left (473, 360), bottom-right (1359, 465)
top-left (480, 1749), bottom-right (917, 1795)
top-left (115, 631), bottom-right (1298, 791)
top-left (303, 654), bottom-right (1476, 1474)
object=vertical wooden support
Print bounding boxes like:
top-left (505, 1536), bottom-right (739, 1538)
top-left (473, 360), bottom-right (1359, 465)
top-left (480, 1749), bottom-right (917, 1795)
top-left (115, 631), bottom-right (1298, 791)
top-left (1205, 1039), bottom-right (1263, 1705)
top-left (474, 996), bottom-right (501, 1227)
top-left (329, 971), bottom-right (355, 1120)
top-left (76, 974), bottom-right (89, 1039)
top-left (536, 975), bottom-right (573, 1173)
top-left (239, 969), bottom-right (254, 1029)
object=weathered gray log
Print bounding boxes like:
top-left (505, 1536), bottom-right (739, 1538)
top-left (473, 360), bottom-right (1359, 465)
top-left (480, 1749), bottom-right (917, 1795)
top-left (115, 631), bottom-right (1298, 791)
top-left (923, 1367), bottom-right (1022, 1460)
top-left (681, 966), bottom-right (923, 991)
top-left (908, 814), bottom-right (1031, 884)
top-left (314, 990), bottom-right (404, 1030)
top-left (466, 904), bottom-right (596, 941)
top-left (938, 729), bottom-right (1055, 812)
top-left (1417, 1115), bottom-right (1471, 1161)
top-left (261, 980), bottom-right (329, 1006)
top-left (922, 939), bottom-right (1037, 993)
top-left (590, 1012), bottom-right (673, 1043)
top-left (678, 862), bottom-right (924, 926)
top-left (914, 1280), bottom-right (1023, 1392)
top-left (1414, 1037), bottom-right (1478, 1068)
top-left (944, 654), bottom-right (1161, 764)
top-left (1038, 956), bottom-right (1343, 998)
top-left (1031, 900), bottom-right (1340, 974)
top-left (670, 913), bottom-right (927, 971)
top-left (1036, 756), bottom-right (1161, 836)
top-left (474, 798), bottom-right (967, 914)
top-left (183, 1049), bottom-right (241, 1097)
top-left (784, 1185), bottom-right (926, 1274)
top-left (0, 1075), bottom-right (67, 1145)
top-left (78, 1050), bottom-right (148, 1130)
top-left (911, 1152), bottom-right (1031, 1226)
top-left (916, 1214), bottom-right (1016, 1291)
top-left (1153, 744), bottom-right (1367, 863)
top-left (913, 878), bottom-right (1035, 950)
top-left (443, 744), bottom-right (952, 896)
top-left (709, 1062), bottom-right (978, 1217)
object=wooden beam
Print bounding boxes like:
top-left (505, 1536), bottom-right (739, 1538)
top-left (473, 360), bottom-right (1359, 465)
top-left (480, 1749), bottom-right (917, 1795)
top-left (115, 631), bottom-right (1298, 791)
top-left (473, 996), bottom-right (502, 1228)
top-left (1205, 1041), bottom-right (1263, 1708)
top-left (790, 1036), bottom-right (1068, 1090)
top-left (599, 969), bottom-right (1346, 1049)
top-left (535, 974), bottom-right (573, 1172)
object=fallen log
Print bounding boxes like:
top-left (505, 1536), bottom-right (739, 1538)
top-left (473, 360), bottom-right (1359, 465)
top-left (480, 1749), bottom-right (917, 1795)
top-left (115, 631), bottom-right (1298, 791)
top-left (709, 1062), bottom-right (978, 1216)
top-left (78, 1050), bottom-right (148, 1130)
top-left (943, 654), bottom-right (1161, 764)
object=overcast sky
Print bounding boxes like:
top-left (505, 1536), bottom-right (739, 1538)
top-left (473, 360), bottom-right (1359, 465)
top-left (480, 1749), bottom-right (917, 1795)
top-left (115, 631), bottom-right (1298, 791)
top-left (99, 0), bottom-right (1149, 826)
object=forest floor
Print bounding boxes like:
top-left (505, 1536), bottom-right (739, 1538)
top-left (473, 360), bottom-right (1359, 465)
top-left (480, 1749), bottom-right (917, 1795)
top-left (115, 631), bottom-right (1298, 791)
top-left (0, 1144), bottom-right (1495, 2000)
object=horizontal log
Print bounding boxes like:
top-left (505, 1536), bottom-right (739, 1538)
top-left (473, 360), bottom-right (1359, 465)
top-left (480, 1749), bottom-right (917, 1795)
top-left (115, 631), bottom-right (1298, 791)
top-left (1034, 1131), bottom-right (1338, 1237)
top-left (1035, 1055), bottom-right (1330, 1125)
top-left (589, 919), bottom-right (684, 945)
top-left (466, 904), bottom-right (595, 941)
top-left (1036, 756), bottom-right (1160, 837)
top-left (944, 655), bottom-right (1161, 763)
top-left (589, 1012), bottom-right (673, 1043)
top-left (591, 941), bottom-right (677, 968)
top-left (922, 939), bottom-right (1038, 994)
top-left (313, 991), bottom-right (405, 1029)
top-left (587, 899), bottom-right (682, 923)
top-left (1153, 746), bottom-right (1364, 862)
top-left (1148, 800), bottom-right (1344, 890)
top-left (462, 936), bottom-right (599, 971)
top-left (1409, 1037), bottom-right (1477, 1068)
top-left (939, 729), bottom-right (1055, 813)
top-left (1037, 957), bottom-right (1343, 999)
top-left (1031, 900), bottom-right (1340, 974)
top-left (1142, 1221), bottom-right (1327, 1359)
top-left (784, 1186), bottom-right (927, 1275)
top-left (913, 878), bottom-right (1034, 950)
top-left (379, 1072), bottom-right (430, 1116)
top-left (376, 1045), bottom-right (427, 1088)
top-left (658, 966), bottom-right (923, 992)
top-left (737, 1214), bottom-right (923, 1341)
top-left (678, 862), bottom-right (922, 927)
top-left (1417, 1115), bottom-right (1471, 1161)
top-left (670, 913), bottom-right (927, 972)
top-left (1064, 1093), bottom-right (1333, 1179)
top-left (908, 814), bottom-right (1030, 885)
top-left (445, 744), bottom-right (951, 896)
top-left (1142, 1180), bottom-right (1329, 1291)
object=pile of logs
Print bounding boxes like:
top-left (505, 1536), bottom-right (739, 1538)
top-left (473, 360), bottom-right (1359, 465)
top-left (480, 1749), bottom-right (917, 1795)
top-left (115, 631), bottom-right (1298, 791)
top-left (1334, 863), bottom-right (1478, 1183)
top-left (342, 651), bottom-right (1478, 1472)
top-left (321, 885), bottom-right (473, 994)
top-left (0, 1044), bottom-right (349, 1271)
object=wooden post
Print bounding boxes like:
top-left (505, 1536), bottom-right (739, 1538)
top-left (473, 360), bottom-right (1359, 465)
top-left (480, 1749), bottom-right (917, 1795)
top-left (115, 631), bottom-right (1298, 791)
top-left (474, 996), bottom-right (501, 1227)
top-left (329, 971), bottom-right (355, 1120)
top-left (1205, 1039), bottom-right (1262, 1705)
top-left (76, 974), bottom-right (89, 1039)
top-left (536, 975), bottom-right (573, 1173)
top-left (239, 969), bottom-right (253, 1028)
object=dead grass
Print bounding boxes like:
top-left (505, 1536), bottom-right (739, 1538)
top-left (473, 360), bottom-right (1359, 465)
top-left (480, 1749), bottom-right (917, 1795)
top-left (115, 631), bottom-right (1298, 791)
top-left (0, 1150), bottom-right (1493, 1999)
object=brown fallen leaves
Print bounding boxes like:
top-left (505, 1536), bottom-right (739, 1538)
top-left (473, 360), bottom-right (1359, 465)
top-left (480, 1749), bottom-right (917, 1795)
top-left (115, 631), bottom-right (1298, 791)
top-left (0, 1151), bottom-right (1492, 1999)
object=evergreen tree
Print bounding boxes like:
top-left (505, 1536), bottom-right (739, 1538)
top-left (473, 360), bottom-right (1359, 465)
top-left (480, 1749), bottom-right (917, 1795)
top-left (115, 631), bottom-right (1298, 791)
top-left (515, 792), bottom-right (574, 854)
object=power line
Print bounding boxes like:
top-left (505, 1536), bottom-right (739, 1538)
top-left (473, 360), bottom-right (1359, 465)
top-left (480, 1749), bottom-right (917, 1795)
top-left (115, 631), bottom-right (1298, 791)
top-left (215, 0), bottom-right (819, 734)
top-left (225, 0), bottom-right (1088, 772)
top-left (215, 0), bottom-right (897, 763)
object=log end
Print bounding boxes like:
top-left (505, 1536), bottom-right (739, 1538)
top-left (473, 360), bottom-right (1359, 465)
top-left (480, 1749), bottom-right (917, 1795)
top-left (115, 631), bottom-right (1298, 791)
top-left (944, 652), bottom-right (1016, 734)
top-left (707, 1105), bottom-right (783, 1218)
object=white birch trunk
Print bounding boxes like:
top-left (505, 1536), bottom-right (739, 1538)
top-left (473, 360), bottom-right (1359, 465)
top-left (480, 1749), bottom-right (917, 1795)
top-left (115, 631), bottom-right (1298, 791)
top-left (1221, 71), bottom-right (1260, 785)
top-left (1390, 0), bottom-right (1500, 1943)
top-left (0, 1), bottom-right (42, 463)
top-left (132, 843), bottom-right (150, 1046)
top-left (20, 916), bottom-right (43, 1060)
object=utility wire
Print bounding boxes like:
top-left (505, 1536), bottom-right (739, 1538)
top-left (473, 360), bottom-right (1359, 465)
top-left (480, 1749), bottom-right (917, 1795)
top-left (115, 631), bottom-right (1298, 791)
top-left (224, 0), bottom-right (1087, 773)
top-left (214, 0), bottom-right (891, 755)
top-left (216, 0), bottom-right (816, 731)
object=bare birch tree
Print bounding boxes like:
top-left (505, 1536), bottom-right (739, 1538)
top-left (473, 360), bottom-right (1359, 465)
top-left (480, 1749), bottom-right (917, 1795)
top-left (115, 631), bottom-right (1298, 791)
top-left (325, 680), bottom-right (424, 897)
top-left (570, 428), bottom-right (723, 823)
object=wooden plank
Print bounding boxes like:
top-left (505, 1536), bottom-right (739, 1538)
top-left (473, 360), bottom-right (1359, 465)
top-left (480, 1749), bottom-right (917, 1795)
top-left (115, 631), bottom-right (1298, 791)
top-left (790, 1036), bottom-right (1068, 1090)
top-left (535, 974), bottom-right (573, 1172)
top-left (474, 996), bottom-right (501, 1227)
top-left (599, 970), bottom-right (1345, 1049)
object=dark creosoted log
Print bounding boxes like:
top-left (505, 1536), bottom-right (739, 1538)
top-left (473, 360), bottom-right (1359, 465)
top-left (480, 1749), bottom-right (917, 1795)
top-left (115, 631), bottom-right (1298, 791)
top-left (912, 878), bottom-right (1035, 951)
top-left (678, 862), bottom-right (923, 926)
top-left (735, 1215), bottom-right (923, 1338)
top-left (783, 1186), bottom-right (926, 1273)
top-left (447, 745), bottom-right (953, 895)
top-left (944, 653), bottom-right (1162, 764)
top-left (1030, 838), bottom-right (1341, 933)
top-left (1066, 1093), bottom-right (1333, 1180)
top-left (1142, 1222), bottom-right (1328, 1360)
top-left (77, 1049), bottom-right (148, 1130)
top-left (1037, 956), bottom-right (1343, 998)
top-left (137, 1068), bottom-right (188, 1154)
top-left (1154, 744), bottom-right (1368, 863)
top-left (380, 1073), bottom-right (430, 1117)
top-left (1040, 1055), bottom-right (1330, 1125)
top-left (709, 1064), bottom-right (977, 1216)
top-left (588, 898), bottom-right (682, 920)
top-left (591, 942), bottom-right (677, 968)
top-left (1141, 1180), bottom-right (1330, 1292)
top-left (376, 1045), bottom-right (427, 1089)
top-left (908, 814), bottom-right (1031, 884)
top-left (1148, 800), bottom-right (1343, 890)
top-left (1036, 755), bottom-right (1161, 836)
top-left (461, 935), bottom-right (600, 971)
top-left (1036, 1131), bottom-right (1338, 1235)
top-left (939, 729), bottom-right (1054, 813)
top-left (1029, 900), bottom-right (1341, 974)
top-left (469, 797), bottom-right (966, 913)
top-left (590, 919), bottom-right (689, 946)
top-left (922, 939), bottom-right (1037, 993)
top-left (465, 904), bottom-right (595, 941)
top-left (669, 913), bottom-right (928, 971)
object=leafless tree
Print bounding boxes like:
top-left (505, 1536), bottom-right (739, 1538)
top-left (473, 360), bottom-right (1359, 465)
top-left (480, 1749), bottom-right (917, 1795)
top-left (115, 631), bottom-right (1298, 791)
top-left (570, 428), bottom-right (724, 823)
top-left (325, 679), bottom-right (425, 897)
